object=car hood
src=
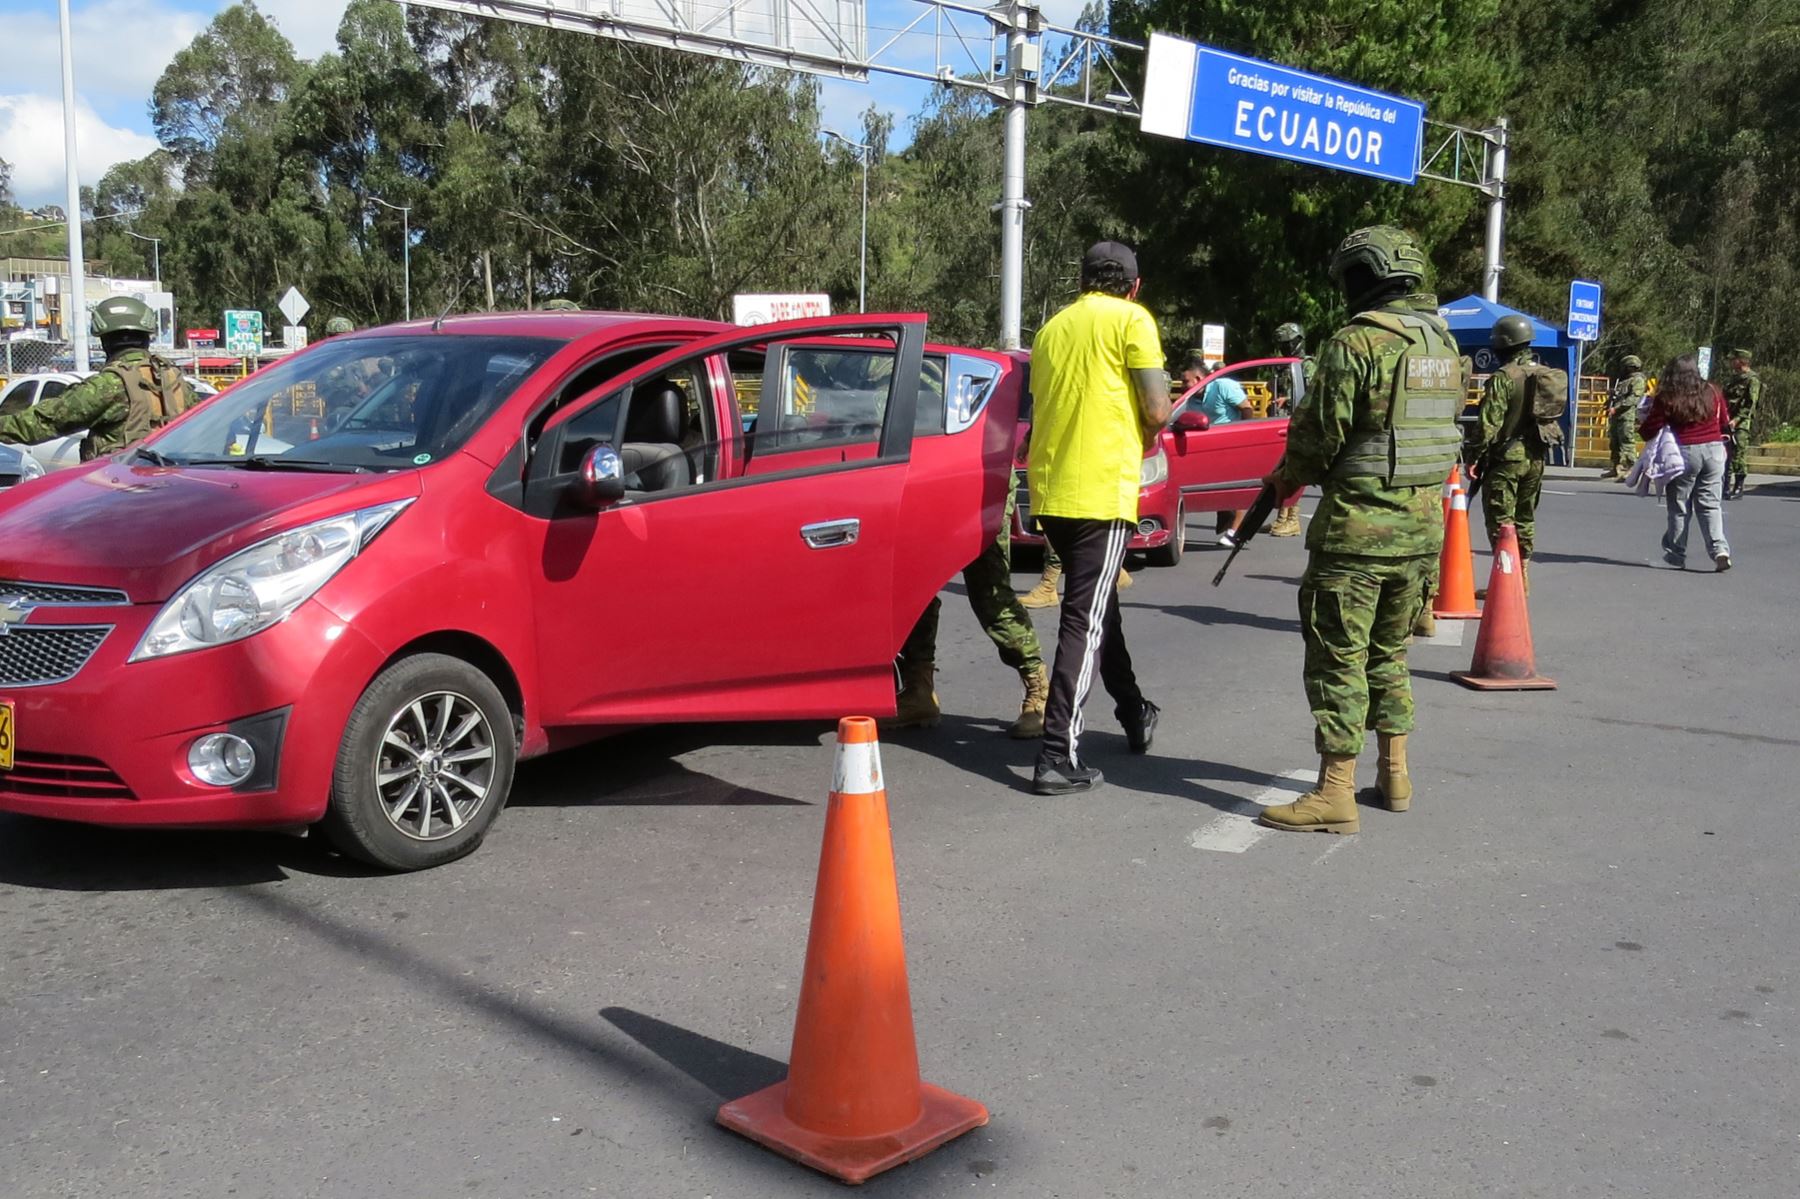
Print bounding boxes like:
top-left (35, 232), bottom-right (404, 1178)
top-left (0, 461), bottom-right (422, 602)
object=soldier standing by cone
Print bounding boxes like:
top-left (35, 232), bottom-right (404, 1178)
top-left (1721, 349), bottom-right (1761, 499)
top-left (1604, 354), bottom-right (1647, 480)
top-left (1470, 315), bottom-right (1550, 592)
top-left (0, 296), bottom-right (194, 458)
top-left (1256, 227), bottom-right (1462, 835)
top-left (887, 493), bottom-right (1050, 739)
top-left (1268, 322), bottom-right (1315, 538)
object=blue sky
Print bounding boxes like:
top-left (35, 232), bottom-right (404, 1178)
top-left (3, 0), bottom-right (1092, 207)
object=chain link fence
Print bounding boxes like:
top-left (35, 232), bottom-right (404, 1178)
top-left (1, 339), bottom-right (70, 378)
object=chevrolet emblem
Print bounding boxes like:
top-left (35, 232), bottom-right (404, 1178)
top-left (0, 595), bottom-right (32, 636)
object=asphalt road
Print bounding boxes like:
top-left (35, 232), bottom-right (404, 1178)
top-left (4, 472), bottom-right (1797, 1199)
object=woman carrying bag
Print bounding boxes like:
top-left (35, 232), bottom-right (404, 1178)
top-left (1638, 353), bottom-right (1733, 571)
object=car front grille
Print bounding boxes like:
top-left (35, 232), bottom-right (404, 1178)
top-left (0, 580), bottom-right (130, 606)
top-left (0, 753), bottom-right (134, 801)
top-left (0, 626), bottom-right (111, 687)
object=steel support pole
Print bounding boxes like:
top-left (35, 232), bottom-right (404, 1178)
top-left (997, 4), bottom-right (1032, 350)
top-left (58, 0), bottom-right (89, 371)
top-left (1482, 116), bottom-right (1509, 303)
top-left (402, 206), bottom-right (412, 322)
top-left (857, 147), bottom-right (868, 314)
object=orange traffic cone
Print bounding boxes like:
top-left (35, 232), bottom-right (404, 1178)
top-left (1441, 463), bottom-right (1462, 520)
top-left (717, 717), bottom-right (987, 1184)
top-left (1452, 524), bottom-right (1556, 690)
top-left (1433, 472), bottom-right (1481, 620)
top-left (308, 416), bottom-right (320, 441)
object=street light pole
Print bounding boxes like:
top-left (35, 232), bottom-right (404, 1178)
top-left (58, 0), bottom-right (89, 371)
top-left (369, 195), bottom-right (413, 321)
top-left (123, 230), bottom-right (161, 288)
top-left (823, 130), bottom-right (869, 313)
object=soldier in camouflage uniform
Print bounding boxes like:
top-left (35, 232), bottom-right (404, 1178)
top-left (0, 296), bottom-right (194, 459)
top-left (890, 489), bottom-right (1049, 738)
top-left (1721, 348), bottom-right (1761, 499)
top-left (1257, 227), bottom-right (1462, 836)
top-left (1472, 315), bottom-right (1548, 580)
top-left (1269, 321), bottom-right (1316, 537)
top-left (1604, 354), bottom-right (1647, 479)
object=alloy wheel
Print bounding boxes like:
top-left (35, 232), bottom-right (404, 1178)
top-left (374, 690), bottom-right (497, 841)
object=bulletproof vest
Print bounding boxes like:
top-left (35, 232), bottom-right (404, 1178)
top-left (1329, 309), bottom-right (1464, 488)
top-left (105, 352), bottom-right (193, 447)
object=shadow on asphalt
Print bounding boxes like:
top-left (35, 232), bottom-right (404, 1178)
top-left (1131, 600), bottom-right (1301, 635)
top-left (0, 816), bottom-right (372, 891)
top-left (602, 1007), bottom-right (787, 1098)
top-left (510, 724), bottom-right (821, 809)
top-left (1529, 550), bottom-right (1663, 570)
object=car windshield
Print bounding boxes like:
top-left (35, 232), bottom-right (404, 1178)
top-left (150, 334), bottom-right (562, 471)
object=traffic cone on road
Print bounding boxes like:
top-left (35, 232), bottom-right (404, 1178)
top-left (1441, 463), bottom-right (1462, 520)
top-left (308, 416), bottom-right (320, 441)
top-left (1452, 524), bottom-right (1556, 691)
top-left (1433, 473), bottom-right (1482, 620)
top-left (717, 717), bottom-right (988, 1184)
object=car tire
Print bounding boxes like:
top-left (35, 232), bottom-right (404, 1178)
top-left (1147, 502), bottom-right (1186, 568)
top-left (320, 653), bottom-right (517, 871)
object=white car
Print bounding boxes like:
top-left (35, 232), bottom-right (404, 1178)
top-left (0, 439), bottom-right (46, 492)
top-left (0, 369), bottom-right (218, 472)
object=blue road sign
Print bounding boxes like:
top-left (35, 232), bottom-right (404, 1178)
top-left (1143, 38), bottom-right (1425, 185)
top-left (1567, 279), bottom-right (1602, 342)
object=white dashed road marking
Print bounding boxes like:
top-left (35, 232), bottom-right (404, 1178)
top-left (1187, 768), bottom-right (1317, 853)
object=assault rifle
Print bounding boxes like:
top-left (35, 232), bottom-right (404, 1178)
top-left (1211, 482), bottom-right (1281, 587)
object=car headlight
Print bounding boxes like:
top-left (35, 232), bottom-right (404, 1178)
top-left (18, 453), bottom-right (45, 481)
top-left (131, 499), bottom-right (413, 661)
top-left (1140, 447), bottom-right (1169, 488)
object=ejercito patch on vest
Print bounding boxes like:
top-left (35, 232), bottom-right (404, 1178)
top-left (1406, 355), bottom-right (1460, 391)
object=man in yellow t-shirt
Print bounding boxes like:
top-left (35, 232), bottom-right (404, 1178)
top-left (1026, 241), bottom-right (1171, 794)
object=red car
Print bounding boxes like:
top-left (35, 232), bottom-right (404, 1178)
top-left (1013, 357), bottom-right (1298, 565)
top-left (0, 312), bottom-right (1020, 870)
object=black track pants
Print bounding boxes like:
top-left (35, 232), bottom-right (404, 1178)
top-left (1036, 516), bottom-right (1143, 766)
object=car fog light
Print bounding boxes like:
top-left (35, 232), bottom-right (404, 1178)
top-left (1138, 518), bottom-right (1160, 536)
top-left (190, 734), bottom-right (257, 787)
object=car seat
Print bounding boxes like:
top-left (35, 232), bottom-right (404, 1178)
top-left (621, 381), bottom-right (692, 492)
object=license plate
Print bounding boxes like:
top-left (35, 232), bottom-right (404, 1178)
top-left (0, 702), bottom-right (12, 772)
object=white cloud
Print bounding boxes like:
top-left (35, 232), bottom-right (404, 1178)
top-left (255, 0), bottom-right (352, 60)
top-left (4, 1), bottom-right (207, 109)
top-left (0, 94), bottom-right (161, 206)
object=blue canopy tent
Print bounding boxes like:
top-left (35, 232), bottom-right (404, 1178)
top-left (1437, 294), bottom-right (1580, 458)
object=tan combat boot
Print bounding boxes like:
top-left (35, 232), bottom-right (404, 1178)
top-left (1522, 559), bottom-right (1531, 596)
top-left (1008, 664), bottom-right (1049, 739)
top-left (886, 661), bottom-right (941, 729)
top-left (1258, 754), bottom-right (1361, 834)
top-left (1270, 505), bottom-right (1302, 536)
top-left (1117, 566), bottom-right (1133, 590)
top-left (1412, 607), bottom-right (1437, 639)
top-left (1375, 732), bottom-right (1412, 812)
top-left (1020, 562), bottom-right (1062, 609)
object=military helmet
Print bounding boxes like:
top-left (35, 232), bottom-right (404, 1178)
top-left (90, 295), bottom-right (159, 337)
top-left (1620, 354), bottom-right (1642, 370)
top-left (541, 298), bottom-right (581, 312)
top-left (1728, 347), bottom-right (1753, 364)
top-left (1491, 314), bottom-right (1534, 352)
top-left (1274, 321), bottom-right (1305, 347)
top-left (324, 316), bottom-right (354, 336)
top-left (1328, 225), bottom-right (1429, 293)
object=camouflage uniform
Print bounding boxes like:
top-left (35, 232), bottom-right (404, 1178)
top-left (1475, 346), bottom-right (1547, 560)
top-left (901, 490), bottom-right (1043, 673)
top-left (0, 347), bottom-right (194, 460)
top-left (1608, 370), bottom-right (1647, 475)
top-left (1721, 354), bottom-right (1761, 494)
top-left (1272, 293), bottom-right (1456, 757)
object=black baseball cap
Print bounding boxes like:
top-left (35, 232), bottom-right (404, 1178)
top-left (1082, 240), bottom-right (1139, 278)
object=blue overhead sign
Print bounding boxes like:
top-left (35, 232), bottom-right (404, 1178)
top-left (1567, 279), bottom-right (1602, 342)
top-left (1141, 34), bottom-right (1426, 185)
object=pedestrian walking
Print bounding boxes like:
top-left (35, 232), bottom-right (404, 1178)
top-left (1721, 349), bottom-right (1761, 499)
top-left (1639, 353), bottom-right (1733, 571)
top-left (1256, 226), bottom-right (1462, 835)
top-left (1024, 241), bottom-right (1170, 794)
top-left (1604, 354), bottom-right (1647, 480)
top-left (888, 490), bottom-right (1050, 738)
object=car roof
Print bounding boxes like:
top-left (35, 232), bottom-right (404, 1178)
top-left (342, 311), bottom-right (734, 341)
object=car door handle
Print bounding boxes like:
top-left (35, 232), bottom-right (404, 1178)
top-left (800, 518), bottom-right (860, 549)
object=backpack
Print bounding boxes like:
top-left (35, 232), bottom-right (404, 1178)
top-left (1501, 363), bottom-right (1568, 450)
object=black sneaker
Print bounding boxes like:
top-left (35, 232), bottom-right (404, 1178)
top-left (1032, 754), bottom-right (1104, 795)
top-left (1117, 699), bottom-right (1160, 755)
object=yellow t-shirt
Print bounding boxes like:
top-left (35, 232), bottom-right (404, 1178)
top-left (1027, 292), bottom-right (1164, 522)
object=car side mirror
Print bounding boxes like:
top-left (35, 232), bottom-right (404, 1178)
top-left (1174, 409), bottom-right (1211, 432)
top-left (570, 444), bottom-right (626, 510)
